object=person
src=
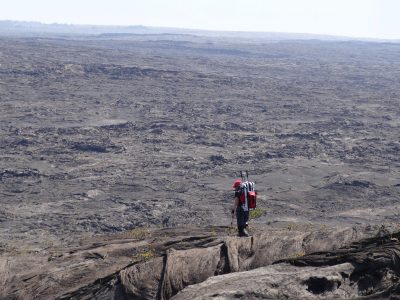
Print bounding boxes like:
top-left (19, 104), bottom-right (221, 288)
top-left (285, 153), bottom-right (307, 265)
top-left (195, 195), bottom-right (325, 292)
top-left (231, 179), bottom-right (250, 237)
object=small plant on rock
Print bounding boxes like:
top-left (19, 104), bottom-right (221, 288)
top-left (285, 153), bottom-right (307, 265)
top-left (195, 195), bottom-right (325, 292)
top-left (286, 223), bottom-right (295, 231)
top-left (250, 208), bottom-right (265, 219)
top-left (131, 247), bottom-right (155, 263)
top-left (294, 251), bottom-right (305, 258)
top-left (125, 227), bottom-right (150, 240)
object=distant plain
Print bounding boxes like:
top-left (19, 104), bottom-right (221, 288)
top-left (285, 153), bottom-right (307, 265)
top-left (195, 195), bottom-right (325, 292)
top-left (0, 28), bottom-right (400, 254)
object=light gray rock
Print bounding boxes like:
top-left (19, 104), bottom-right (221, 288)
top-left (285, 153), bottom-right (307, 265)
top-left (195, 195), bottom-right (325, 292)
top-left (173, 263), bottom-right (356, 300)
top-left (2, 225), bottom-right (399, 299)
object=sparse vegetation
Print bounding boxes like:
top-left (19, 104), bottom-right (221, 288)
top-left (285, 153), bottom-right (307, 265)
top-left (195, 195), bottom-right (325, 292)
top-left (284, 222), bottom-right (331, 232)
top-left (131, 247), bottom-right (155, 263)
top-left (320, 224), bottom-right (328, 231)
top-left (286, 223), bottom-right (296, 231)
top-left (293, 251), bottom-right (305, 258)
top-left (124, 227), bottom-right (150, 240)
top-left (250, 208), bottom-right (265, 219)
top-left (48, 251), bottom-right (63, 261)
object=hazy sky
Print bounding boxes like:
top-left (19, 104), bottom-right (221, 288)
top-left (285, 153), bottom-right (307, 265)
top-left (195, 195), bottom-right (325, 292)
top-left (1, 0), bottom-right (399, 39)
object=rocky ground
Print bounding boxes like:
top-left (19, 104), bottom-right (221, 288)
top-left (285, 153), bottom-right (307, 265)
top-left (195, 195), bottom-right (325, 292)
top-left (1, 224), bottom-right (399, 299)
top-left (0, 30), bottom-right (400, 299)
top-left (174, 227), bottom-right (400, 299)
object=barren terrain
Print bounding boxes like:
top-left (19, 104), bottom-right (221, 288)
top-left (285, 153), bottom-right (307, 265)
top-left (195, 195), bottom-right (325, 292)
top-left (0, 28), bottom-right (400, 298)
top-left (1, 32), bottom-right (400, 246)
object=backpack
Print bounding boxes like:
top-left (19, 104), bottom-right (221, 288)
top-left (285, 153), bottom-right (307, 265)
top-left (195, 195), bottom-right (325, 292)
top-left (238, 181), bottom-right (257, 209)
top-left (238, 171), bottom-right (257, 209)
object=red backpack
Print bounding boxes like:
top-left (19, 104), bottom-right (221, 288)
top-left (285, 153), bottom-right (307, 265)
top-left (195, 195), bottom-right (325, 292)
top-left (238, 180), bottom-right (257, 209)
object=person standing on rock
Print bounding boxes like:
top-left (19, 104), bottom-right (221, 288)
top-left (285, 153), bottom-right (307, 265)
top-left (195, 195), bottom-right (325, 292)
top-left (232, 179), bottom-right (250, 237)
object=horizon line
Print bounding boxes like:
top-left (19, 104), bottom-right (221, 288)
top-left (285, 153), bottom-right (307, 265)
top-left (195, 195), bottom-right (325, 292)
top-left (1, 19), bottom-right (400, 42)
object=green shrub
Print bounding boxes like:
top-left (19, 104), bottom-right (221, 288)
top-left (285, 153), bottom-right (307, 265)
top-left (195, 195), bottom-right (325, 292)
top-left (250, 208), bottom-right (265, 219)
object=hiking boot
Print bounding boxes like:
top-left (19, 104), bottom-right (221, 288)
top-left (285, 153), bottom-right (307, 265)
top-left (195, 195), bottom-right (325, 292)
top-left (239, 229), bottom-right (250, 237)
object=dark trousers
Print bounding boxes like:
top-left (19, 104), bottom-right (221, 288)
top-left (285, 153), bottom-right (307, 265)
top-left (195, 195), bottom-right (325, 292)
top-left (236, 207), bottom-right (249, 232)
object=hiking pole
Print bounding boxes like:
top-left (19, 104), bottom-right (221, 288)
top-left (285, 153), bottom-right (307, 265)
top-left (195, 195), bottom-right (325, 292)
top-left (229, 208), bottom-right (235, 235)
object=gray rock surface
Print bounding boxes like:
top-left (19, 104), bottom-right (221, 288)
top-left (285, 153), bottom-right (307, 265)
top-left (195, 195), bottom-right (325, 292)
top-left (0, 225), bottom-right (395, 299)
top-left (173, 263), bottom-right (357, 299)
top-left (174, 230), bottom-right (400, 299)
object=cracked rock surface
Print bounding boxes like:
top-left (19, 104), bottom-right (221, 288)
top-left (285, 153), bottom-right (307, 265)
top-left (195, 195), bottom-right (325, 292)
top-left (0, 225), bottom-right (396, 299)
top-left (175, 228), bottom-right (400, 299)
